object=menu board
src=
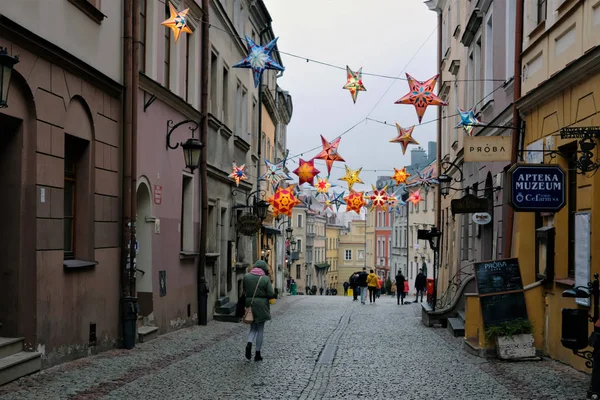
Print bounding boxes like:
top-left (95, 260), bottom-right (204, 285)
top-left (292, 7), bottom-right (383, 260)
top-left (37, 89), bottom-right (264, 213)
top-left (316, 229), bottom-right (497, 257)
top-left (480, 292), bottom-right (528, 327)
top-left (474, 258), bottom-right (523, 295)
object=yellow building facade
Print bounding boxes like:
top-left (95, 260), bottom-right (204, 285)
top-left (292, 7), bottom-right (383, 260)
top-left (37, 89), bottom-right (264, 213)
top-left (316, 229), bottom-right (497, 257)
top-left (365, 211), bottom-right (376, 270)
top-left (339, 221), bottom-right (367, 292)
top-left (326, 224), bottom-right (343, 294)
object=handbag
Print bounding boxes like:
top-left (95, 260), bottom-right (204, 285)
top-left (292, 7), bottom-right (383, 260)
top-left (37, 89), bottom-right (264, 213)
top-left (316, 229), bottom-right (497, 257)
top-left (243, 276), bottom-right (263, 324)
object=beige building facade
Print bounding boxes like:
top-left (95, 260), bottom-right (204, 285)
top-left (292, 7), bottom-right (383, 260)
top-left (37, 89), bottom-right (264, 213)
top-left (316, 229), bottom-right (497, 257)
top-left (339, 220), bottom-right (367, 289)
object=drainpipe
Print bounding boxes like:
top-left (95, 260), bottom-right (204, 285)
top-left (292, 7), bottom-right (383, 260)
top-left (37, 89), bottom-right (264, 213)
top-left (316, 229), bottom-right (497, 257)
top-left (436, 9), bottom-right (442, 232)
top-left (503, 0), bottom-right (524, 258)
top-left (131, 0), bottom-right (139, 298)
top-left (198, 0), bottom-right (210, 326)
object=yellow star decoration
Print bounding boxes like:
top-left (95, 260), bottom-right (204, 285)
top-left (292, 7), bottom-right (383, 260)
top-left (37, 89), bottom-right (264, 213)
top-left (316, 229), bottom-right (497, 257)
top-left (339, 165), bottom-right (364, 191)
top-left (267, 185), bottom-right (301, 217)
top-left (316, 177), bottom-right (332, 194)
top-left (344, 191), bottom-right (366, 214)
top-left (390, 124), bottom-right (419, 155)
top-left (391, 167), bottom-right (411, 185)
top-left (161, 2), bottom-right (193, 43)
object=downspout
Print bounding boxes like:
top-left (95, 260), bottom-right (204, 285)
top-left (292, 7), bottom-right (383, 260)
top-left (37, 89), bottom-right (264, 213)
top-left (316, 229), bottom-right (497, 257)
top-left (503, 0), bottom-right (524, 258)
top-left (122, 0), bottom-right (133, 297)
top-left (198, 0), bottom-right (210, 326)
top-left (130, 0), bottom-right (139, 297)
top-left (436, 9), bottom-right (442, 231)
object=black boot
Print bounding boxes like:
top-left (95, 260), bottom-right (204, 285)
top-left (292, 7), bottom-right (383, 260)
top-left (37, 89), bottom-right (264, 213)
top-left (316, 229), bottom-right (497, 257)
top-left (245, 343), bottom-right (252, 360)
top-left (255, 351), bottom-right (263, 362)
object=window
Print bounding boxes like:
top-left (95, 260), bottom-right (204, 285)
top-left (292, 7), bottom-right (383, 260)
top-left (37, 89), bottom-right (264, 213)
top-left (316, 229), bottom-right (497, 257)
top-left (222, 66), bottom-right (229, 123)
top-left (210, 52), bottom-right (218, 113)
top-left (64, 145), bottom-right (76, 258)
top-left (537, 0), bottom-right (547, 24)
top-left (296, 264), bottom-right (301, 279)
top-left (297, 239), bottom-right (302, 253)
top-left (423, 190), bottom-right (428, 211)
top-left (185, 35), bottom-right (190, 101)
top-left (181, 174), bottom-right (194, 251)
top-left (297, 214), bottom-right (303, 228)
top-left (163, 2), bottom-right (171, 88)
top-left (139, 0), bottom-right (147, 72)
top-left (235, 82), bottom-right (242, 134)
top-left (506, 0), bottom-right (516, 81)
top-left (251, 98), bottom-right (257, 148)
top-left (484, 13), bottom-right (494, 99)
top-left (64, 134), bottom-right (89, 259)
top-left (345, 250), bottom-right (352, 260)
top-left (566, 146), bottom-right (577, 277)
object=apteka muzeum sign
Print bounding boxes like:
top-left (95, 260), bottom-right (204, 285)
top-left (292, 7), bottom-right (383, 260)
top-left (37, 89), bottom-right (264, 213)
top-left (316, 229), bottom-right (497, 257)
top-left (508, 164), bottom-right (566, 212)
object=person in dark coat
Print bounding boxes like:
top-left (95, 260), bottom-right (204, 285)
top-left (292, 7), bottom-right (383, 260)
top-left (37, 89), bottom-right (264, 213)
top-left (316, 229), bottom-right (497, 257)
top-left (395, 271), bottom-right (406, 305)
top-left (244, 260), bottom-right (275, 362)
top-left (343, 281), bottom-right (350, 296)
top-left (357, 267), bottom-right (369, 305)
top-left (414, 269), bottom-right (427, 303)
top-left (350, 273), bottom-right (359, 301)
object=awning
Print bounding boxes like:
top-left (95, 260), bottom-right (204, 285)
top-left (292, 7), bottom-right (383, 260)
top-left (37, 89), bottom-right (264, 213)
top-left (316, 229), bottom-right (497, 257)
top-left (261, 225), bottom-right (281, 235)
top-left (314, 263), bottom-right (330, 271)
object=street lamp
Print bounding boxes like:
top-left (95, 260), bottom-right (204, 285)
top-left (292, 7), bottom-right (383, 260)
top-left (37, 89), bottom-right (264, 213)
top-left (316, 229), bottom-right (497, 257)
top-left (560, 273), bottom-right (599, 399)
top-left (418, 226), bottom-right (442, 311)
top-left (427, 227), bottom-right (442, 251)
top-left (286, 226), bottom-right (294, 241)
top-left (255, 199), bottom-right (270, 220)
top-left (166, 119), bottom-right (203, 173)
top-left (438, 174), bottom-right (452, 197)
top-left (0, 47), bottom-right (20, 108)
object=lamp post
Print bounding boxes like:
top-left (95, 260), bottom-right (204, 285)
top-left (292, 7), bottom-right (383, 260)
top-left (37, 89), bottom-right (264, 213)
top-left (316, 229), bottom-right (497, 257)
top-left (166, 119), bottom-right (203, 173)
top-left (0, 47), bottom-right (19, 108)
top-left (561, 273), bottom-right (599, 399)
top-left (420, 227), bottom-right (442, 311)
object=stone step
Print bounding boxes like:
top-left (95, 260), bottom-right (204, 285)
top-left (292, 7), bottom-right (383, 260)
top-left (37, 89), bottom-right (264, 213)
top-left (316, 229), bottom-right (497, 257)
top-left (457, 310), bottom-right (466, 324)
top-left (447, 317), bottom-right (465, 337)
top-left (0, 337), bottom-right (23, 359)
top-left (215, 302), bottom-right (237, 315)
top-left (215, 297), bottom-right (230, 307)
top-left (0, 351), bottom-right (41, 386)
top-left (137, 326), bottom-right (159, 343)
top-left (213, 312), bottom-right (240, 323)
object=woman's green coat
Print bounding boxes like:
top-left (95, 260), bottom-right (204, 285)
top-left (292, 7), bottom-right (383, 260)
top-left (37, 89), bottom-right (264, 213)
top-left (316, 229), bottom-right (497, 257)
top-left (243, 261), bottom-right (275, 323)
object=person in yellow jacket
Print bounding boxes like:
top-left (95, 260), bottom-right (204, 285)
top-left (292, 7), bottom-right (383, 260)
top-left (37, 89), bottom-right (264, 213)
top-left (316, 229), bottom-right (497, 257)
top-left (366, 269), bottom-right (379, 304)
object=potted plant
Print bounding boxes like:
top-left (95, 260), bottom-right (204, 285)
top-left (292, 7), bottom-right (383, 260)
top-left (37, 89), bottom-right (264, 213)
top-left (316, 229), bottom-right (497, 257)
top-left (485, 319), bottom-right (536, 360)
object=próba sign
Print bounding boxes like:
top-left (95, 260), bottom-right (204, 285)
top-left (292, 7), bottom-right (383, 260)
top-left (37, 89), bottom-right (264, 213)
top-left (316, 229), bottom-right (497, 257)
top-left (508, 164), bottom-right (565, 212)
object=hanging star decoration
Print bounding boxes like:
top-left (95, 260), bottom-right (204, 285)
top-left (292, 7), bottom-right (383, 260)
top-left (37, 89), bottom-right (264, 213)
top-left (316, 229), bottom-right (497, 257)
top-left (161, 2), bottom-right (193, 43)
top-left (322, 193), bottom-right (335, 213)
top-left (388, 195), bottom-right (407, 214)
top-left (344, 191), bottom-right (366, 214)
top-left (395, 73), bottom-right (448, 123)
top-left (330, 191), bottom-right (346, 212)
top-left (407, 168), bottom-right (439, 194)
top-left (316, 176), bottom-right (332, 194)
top-left (342, 66), bottom-right (367, 103)
top-left (407, 189), bottom-right (424, 205)
top-left (267, 185), bottom-right (301, 217)
top-left (313, 135), bottom-right (345, 175)
top-left (228, 162), bottom-right (247, 186)
top-left (391, 167), bottom-right (411, 185)
top-left (292, 158), bottom-right (320, 186)
top-left (233, 36), bottom-right (285, 88)
top-left (390, 124), bottom-right (419, 155)
top-left (339, 165), bottom-right (364, 191)
top-left (369, 184), bottom-right (389, 211)
top-left (456, 107), bottom-right (483, 136)
top-left (260, 159), bottom-right (292, 190)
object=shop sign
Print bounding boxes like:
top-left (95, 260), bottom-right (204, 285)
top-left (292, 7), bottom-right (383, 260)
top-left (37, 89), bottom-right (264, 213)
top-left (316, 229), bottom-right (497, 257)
top-left (472, 212), bottom-right (492, 225)
top-left (464, 136), bottom-right (512, 162)
top-left (450, 193), bottom-right (489, 215)
top-left (237, 213), bottom-right (261, 236)
top-left (153, 185), bottom-right (163, 205)
top-left (508, 164), bottom-right (565, 212)
top-left (559, 126), bottom-right (600, 139)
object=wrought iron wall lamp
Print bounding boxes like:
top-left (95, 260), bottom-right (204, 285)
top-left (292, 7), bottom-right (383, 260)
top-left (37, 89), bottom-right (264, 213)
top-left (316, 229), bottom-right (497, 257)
top-left (165, 119), bottom-right (203, 173)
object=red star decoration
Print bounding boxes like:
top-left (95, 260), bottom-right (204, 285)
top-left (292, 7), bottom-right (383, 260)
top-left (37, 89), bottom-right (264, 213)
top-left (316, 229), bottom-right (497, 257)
top-left (292, 158), bottom-right (320, 186)
top-left (390, 124), bottom-right (419, 155)
top-left (267, 185), bottom-right (301, 217)
top-left (313, 135), bottom-right (345, 175)
top-left (395, 73), bottom-right (448, 123)
top-left (407, 189), bottom-right (424, 205)
top-left (369, 184), bottom-right (389, 211)
top-left (344, 191), bottom-right (366, 214)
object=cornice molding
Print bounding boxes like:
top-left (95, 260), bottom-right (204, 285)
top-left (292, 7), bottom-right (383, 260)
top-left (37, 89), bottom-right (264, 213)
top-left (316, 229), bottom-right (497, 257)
top-left (139, 73), bottom-right (202, 121)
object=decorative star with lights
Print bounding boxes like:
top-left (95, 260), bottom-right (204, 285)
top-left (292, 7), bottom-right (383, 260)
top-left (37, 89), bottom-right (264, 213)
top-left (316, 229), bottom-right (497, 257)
top-left (455, 107), bottom-right (483, 136)
top-left (395, 73), bottom-right (448, 123)
top-left (161, 2), bottom-right (193, 43)
top-left (330, 191), bottom-right (346, 212)
top-left (407, 168), bottom-right (439, 194)
top-left (391, 167), bottom-right (411, 185)
top-left (260, 159), bottom-right (292, 190)
top-left (228, 163), bottom-right (247, 186)
top-left (407, 189), bottom-right (424, 205)
top-left (267, 185), bottom-right (301, 217)
top-left (316, 176), bottom-right (332, 194)
top-left (339, 165), bottom-right (364, 191)
top-left (313, 135), bottom-right (345, 175)
top-left (342, 65), bottom-right (367, 104)
top-left (322, 194), bottom-right (335, 213)
top-left (369, 184), bottom-right (389, 211)
top-left (293, 158), bottom-right (320, 186)
top-left (390, 124), bottom-right (419, 155)
top-left (344, 191), bottom-right (366, 214)
top-left (233, 36), bottom-right (285, 88)
top-left (388, 195), bottom-right (407, 214)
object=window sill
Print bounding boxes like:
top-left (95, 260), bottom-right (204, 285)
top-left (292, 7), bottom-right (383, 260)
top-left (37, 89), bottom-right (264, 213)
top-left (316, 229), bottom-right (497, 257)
top-left (180, 251), bottom-right (199, 260)
top-left (528, 21), bottom-right (546, 39)
top-left (67, 0), bottom-right (105, 24)
top-left (555, 278), bottom-right (575, 286)
top-left (64, 259), bottom-right (98, 271)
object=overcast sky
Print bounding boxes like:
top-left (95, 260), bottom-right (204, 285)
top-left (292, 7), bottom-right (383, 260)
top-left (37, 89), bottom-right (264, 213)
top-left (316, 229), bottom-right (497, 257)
top-left (263, 0), bottom-right (439, 192)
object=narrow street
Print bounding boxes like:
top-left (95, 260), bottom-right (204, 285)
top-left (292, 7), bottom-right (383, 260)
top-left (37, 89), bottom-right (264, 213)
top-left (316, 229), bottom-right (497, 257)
top-left (0, 295), bottom-right (590, 400)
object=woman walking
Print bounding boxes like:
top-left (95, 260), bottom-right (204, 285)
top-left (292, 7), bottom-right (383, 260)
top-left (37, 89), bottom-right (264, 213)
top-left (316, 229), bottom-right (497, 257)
top-left (366, 269), bottom-right (379, 304)
top-left (243, 260), bottom-right (275, 361)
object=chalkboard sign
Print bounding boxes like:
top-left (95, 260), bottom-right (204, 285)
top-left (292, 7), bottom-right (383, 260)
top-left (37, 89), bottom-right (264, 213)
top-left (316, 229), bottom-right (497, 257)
top-left (474, 258), bottom-right (523, 295)
top-left (480, 292), bottom-right (528, 327)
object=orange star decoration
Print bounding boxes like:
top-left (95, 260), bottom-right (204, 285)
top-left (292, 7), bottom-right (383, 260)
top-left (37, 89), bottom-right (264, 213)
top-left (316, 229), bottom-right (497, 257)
top-left (369, 184), bottom-right (389, 211)
top-left (313, 135), bottom-right (345, 175)
top-left (391, 167), bottom-right (411, 185)
top-left (407, 189), bottom-right (424, 205)
top-left (390, 124), bottom-right (419, 155)
top-left (316, 177), bottom-right (332, 194)
top-left (339, 165), bottom-right (364, 191)
top-left (395, 73), bottom-right (448, 123)
top-left (267, 185), bottom-right (301, 217)
top-left (344, 191), bottom-right (366, 214)
top-left (161, 2), bottom-right (193, 43)
top-left (293, 158), bottom-right (320, 186)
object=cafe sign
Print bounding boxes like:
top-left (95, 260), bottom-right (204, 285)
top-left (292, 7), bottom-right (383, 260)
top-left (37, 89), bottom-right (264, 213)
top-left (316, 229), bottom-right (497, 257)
top-left (508, 164), bottom-right (565, 212)
top-left (450, 193), bottom-right (489, 215)
top-left (237, 213), bottom-right (261, 236)
top-left (464, 136), bottom-right (512, 162)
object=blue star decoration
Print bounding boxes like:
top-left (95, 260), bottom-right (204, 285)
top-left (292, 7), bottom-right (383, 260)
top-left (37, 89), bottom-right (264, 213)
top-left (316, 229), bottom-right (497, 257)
top-left (455, 107), bottom-right (483, 136)
top-left (406, 169), bottom-right (439, 195)
top-left (330, 191), bottom-right (346, 212)
top-left (260, 159), bottom-right (292, 190)
top-left (233, 36), bottom-right (285, 88)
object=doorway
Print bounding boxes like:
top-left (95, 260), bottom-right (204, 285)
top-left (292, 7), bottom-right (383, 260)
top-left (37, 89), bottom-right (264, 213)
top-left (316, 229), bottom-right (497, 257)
top-left (136, 181), bottom-right (153, 318)
top-left (482, 172), bottom-right (494, 260)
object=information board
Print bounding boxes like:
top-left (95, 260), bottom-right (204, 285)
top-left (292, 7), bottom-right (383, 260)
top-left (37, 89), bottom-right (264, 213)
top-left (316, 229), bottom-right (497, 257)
top-left (474, 258), bottom-right (524, 295)
top-left (480, 292), bottom-right (529, 327)
top-left (575, 212), bottom-right (591, 307)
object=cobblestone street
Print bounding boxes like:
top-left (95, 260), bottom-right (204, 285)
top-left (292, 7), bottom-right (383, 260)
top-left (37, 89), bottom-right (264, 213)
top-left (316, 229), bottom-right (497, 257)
top-left (0, 295), bottom-right (590, 400)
